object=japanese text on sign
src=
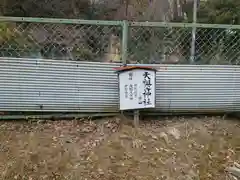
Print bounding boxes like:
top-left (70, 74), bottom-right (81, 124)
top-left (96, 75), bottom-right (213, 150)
top-left (119, 68), bottom-right (156, 110)
top-left (142, 71), bottom-right (152, 106)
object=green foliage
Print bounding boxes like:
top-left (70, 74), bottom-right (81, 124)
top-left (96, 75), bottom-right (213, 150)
top-left (73, 47), bottom-right (95, 61)
top-left (198, 0), bottom-right (240, 24)
top-left (0, 22), bottom-right (14, 41)
top-left (1, 0), bottom-right (91, 18)
top-left (0, 22), bottom-right (42, 58)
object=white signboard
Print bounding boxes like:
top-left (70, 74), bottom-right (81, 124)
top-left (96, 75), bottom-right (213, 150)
top-left (119, 69), bottom-right (156, 110)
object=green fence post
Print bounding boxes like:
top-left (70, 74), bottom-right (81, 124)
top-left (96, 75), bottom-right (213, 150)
top-left (190, 0), bottom-right (198, 64)
top-left (121, 20), bottom-right (129, 64)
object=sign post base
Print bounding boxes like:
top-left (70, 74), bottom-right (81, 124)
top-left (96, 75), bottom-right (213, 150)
top-left (134, 110), bottom-right (140, 128)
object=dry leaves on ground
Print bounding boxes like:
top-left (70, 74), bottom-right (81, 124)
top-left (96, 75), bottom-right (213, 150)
top-left (0, 116), bottom-right (239, 180)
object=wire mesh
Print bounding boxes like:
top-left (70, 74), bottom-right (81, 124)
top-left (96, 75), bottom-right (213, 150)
top-left (128, 25), bottom-right (240, 65)
top-left (195, 27), bottom-right (240, 65)
top-left (128, 26), bottom-right (192, 64)
top-left (0, 22), bottom-right (122, 62)
top-left (0, 18), bottom-right (240, 65)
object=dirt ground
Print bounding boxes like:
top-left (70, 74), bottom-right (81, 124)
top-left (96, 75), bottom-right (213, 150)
top-left (0, 116), bottom-right (239, 180)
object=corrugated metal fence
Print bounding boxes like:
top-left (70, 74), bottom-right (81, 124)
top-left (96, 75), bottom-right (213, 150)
top-left (1, 58), bottom-right (239, 113)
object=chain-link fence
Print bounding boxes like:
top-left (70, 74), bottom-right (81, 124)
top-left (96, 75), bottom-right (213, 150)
top-left (128, 23), bottom-right (240, 65)
top-left (0, 18), bottom-right (122, 62)
top-left (0, 17), bottom-right (240, 65)
top-left (195, 27), bottom-right (240, 65)
top-left (128, 25), bottom-right (192, 64)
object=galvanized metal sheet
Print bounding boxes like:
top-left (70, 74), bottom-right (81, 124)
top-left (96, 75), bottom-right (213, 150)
top-left (0, 58), bottom-right (119, 112)
top-left (154, 64), bottom-right (239, 112)
top-left (1, 58), bottom-right (240, 113)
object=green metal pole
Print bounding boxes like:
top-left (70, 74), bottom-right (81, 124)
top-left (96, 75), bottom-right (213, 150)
top-left (121, 20), bottom-right (129, 64)
top-left (190, 0), bottom-right (198, 64)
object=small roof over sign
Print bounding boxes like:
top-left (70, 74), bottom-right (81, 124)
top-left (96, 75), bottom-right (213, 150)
top-left (114, 66), bottom-right (157, 73)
